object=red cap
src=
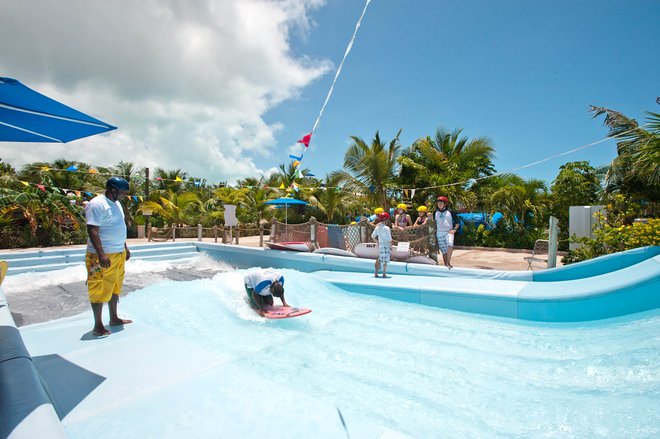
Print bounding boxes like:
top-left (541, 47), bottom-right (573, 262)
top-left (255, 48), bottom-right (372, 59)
top-left (436, 196), bottom-right (449, 203)
top-left (378, 212), bottom-right (390, 220)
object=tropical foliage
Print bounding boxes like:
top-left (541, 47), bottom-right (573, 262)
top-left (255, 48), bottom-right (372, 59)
top-left (1, 101), bottom-right (657, 256)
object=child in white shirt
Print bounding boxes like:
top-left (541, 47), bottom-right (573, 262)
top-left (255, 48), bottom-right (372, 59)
top-left (371, 212), bottom-right (392, 278)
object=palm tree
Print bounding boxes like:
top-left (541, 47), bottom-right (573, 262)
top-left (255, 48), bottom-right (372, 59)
top-left (332, 130), bottom-right (402, 209)
top-left (0, 186), bottom-right (83, 243)
top-left (489, 175), bottom-right (549, 234)
top-left (307, 174), bottom-right (350, 223)
top-left (590, 105), bottom-right (660, 199)
top-left (139, 191), bottom-right (202, 226)
top-left (398, 127), bottom-right (495, 209)
top-left (154, 168), bottom-right (189, 194)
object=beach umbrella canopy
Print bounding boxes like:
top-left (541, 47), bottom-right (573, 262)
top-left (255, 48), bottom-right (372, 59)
top-left (0, 77), bottom-right (116, 143)
top-left (265, 197), bottom-right (308, 224)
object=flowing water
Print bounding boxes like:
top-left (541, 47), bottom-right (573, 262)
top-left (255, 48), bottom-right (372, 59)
top-left (112, 261), bottom-right (660, 438)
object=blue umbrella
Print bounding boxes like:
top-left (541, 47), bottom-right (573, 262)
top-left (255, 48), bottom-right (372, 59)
top-left (265, 197), bottom-right (308, 224)
top-left (0, 77), bottom-right (116, 143)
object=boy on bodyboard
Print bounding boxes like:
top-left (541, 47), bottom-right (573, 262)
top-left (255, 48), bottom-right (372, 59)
top-left (243, 269), bottom-right (311, 319)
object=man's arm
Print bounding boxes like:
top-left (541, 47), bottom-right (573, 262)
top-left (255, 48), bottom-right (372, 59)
top-left (87, 225), bottom-right (111, 267)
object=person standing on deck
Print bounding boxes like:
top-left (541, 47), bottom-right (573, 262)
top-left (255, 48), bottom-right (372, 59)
top-left (371, 212), bottom-right (392, 278)
top-left (85, 177), bottom-right (133, 337)
top-left (434, 196), bottom-right (460, 269)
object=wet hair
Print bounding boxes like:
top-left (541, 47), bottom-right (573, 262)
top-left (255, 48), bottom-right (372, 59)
top-left (271, 281), bottom-right (284, 298)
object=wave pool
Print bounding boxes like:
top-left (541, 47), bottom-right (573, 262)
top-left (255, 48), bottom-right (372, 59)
top-left (113, 263), bottom-right (660, 438)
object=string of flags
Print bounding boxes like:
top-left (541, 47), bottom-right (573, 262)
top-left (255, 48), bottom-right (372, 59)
top-left (282, 0), bottom-right (372, 193)
top-left (16, 179), bottom-right (145, 204)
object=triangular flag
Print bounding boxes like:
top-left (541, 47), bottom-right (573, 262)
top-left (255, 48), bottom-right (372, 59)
top-left (66, 165), bottom-right (78, 172)
top-left (289, 154), bottom-right (303, 161)
top-left (155, 177), bottom-right (163, 181)
top-left (20, 180), bottom-right (30, 186)
top-left (175, 176), bottom-right (183, 182)
top-left (37, 184), bottom-right (46, 192)
top-left (89, 168), bottom-right (98, 174)
top-left (139, 196), bottom-right (143, 201)
top-left (41, 166), bottom-right (49, 171)
top-left (297, 132), bottom-right (312, 147)
top-left (75, 191), bottom-right (81, 197)
top-left (292, 160), bottom-right (300, 167)
top-left (279, 183), bottom-right (285, 189)
top-left (410, 189), bottom-right (416, 199)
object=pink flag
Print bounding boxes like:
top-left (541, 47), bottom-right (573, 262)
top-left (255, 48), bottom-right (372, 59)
top-left (37, 184), bottom-right (46, 192)
top-left (297, 132), bottom-right (312, 147)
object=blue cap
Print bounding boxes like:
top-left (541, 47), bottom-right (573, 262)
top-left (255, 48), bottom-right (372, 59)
top-left (106, 177), bottom-right (129, 191)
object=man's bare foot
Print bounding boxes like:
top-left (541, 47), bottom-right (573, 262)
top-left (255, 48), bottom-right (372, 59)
top-left (92, 327), bottom-right (111, 337)
top-left (109, 318), bottom-right (133, 326)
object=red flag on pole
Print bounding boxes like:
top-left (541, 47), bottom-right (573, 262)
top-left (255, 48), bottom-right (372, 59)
top-left (297, 132), bottom-right (312, 147)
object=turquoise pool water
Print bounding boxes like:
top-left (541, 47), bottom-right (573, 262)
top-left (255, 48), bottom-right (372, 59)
top-left (119, 266), bottom-right (660, 438)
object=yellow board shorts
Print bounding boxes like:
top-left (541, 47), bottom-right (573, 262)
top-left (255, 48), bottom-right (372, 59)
top-left (86, 251), bottom-right (126, 303)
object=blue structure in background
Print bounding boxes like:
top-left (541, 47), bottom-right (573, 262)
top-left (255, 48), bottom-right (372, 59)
top-left (457, 211), bottom-right (503, 233)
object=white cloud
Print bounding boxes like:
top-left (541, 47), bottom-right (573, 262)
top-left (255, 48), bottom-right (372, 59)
top-left (0, 0), bottom-right (331, 184)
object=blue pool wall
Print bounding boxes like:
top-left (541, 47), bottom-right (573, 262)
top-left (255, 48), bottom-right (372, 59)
top-left (2, 243), bottom-right (659, 322)
top-left (196, 243), bottom-right (660, 322)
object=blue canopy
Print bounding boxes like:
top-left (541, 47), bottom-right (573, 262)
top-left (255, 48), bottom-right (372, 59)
top-left (265, 197), bottom-right (308, 206)
top-left (0, 77), bottom-right (116, 143)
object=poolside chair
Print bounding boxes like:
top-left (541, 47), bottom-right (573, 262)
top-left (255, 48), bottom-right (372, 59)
top-left (524, 239), bottom-right (549, 270)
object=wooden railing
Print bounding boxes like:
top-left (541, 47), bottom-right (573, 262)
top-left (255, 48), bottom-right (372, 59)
top-left (148, 224), bottom-right (268, 246)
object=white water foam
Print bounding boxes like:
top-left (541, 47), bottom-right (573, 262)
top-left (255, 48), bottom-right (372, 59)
top-left (117, 269), bottom-right (660, 437)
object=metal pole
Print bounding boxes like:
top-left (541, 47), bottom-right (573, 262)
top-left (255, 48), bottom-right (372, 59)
top-left (548, 216), bottom-right (559, 268)
top-left (145, 167), bottom-right (151, 240)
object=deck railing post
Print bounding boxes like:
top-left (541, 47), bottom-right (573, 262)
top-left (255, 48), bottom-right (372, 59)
top-left (197, 224), bottom-right (203, 241)
top-left (309, 217), bottom-right (317, 249)
top-left (259, 223), bottom-right (264, 247)
top-left (270, 218), bottom-right (277, 243)
top-left (172, 224), bottom-right (176, 242)
top-left (214, 225), bottom-right (218, 243)
top-left (359, 217), bottom-right (369, 243)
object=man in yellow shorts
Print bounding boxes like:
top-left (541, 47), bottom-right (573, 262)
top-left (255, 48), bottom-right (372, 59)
top-left (85, 177), bottom-right (133, 337)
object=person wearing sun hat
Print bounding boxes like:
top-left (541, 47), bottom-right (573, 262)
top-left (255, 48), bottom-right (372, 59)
top-left (371, 212), bottom-right (392, 278)
top-left (434, 196), bottom-right (460, 269)
top-left (414, 205), bottom-right (429, 226)
top-left (394, 203), bottom-right (412, 229)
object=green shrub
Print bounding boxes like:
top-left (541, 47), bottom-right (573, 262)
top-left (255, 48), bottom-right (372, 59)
top-left (565, 216), bottom-right (660, 263)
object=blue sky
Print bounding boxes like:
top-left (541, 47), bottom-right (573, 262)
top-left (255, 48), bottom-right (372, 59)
top-left (264, 0), bottom-right (660, 184)
top-left (1, 0), bottom-right (658, 187)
